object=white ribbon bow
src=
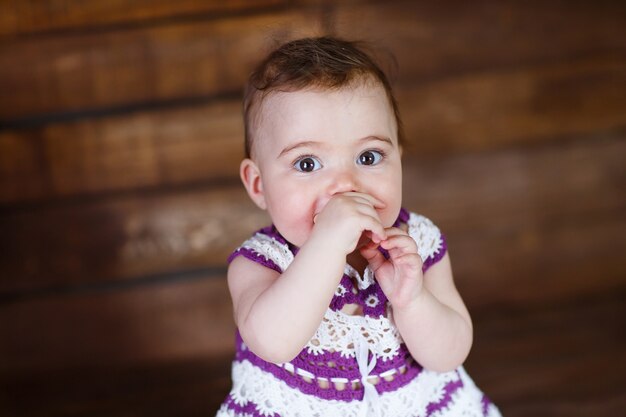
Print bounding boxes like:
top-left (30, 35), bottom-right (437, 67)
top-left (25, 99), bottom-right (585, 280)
top-left (356, 334), bottom-right (380, 417)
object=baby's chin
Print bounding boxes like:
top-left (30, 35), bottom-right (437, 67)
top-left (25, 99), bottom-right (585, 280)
top-left (281, 228), bottom-right (313, 249)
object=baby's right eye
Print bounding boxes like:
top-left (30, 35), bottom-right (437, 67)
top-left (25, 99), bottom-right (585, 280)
top-left (294, 156), bottom-right (322, 172)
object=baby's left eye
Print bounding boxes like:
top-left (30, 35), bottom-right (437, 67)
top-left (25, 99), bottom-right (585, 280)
top-left (357, 150), bottom-right (383, 166)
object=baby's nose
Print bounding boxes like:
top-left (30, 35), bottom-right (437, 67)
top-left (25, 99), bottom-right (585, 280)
top-left (327, 169), bottom-right (361, 195)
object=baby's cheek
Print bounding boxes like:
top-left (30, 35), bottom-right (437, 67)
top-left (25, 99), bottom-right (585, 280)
top-left (275, 202), bottom-right (316, 246)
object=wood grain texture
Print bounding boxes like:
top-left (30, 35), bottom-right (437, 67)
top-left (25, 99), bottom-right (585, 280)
top-left (333, 0), bottom-right (626, 82)
top-left (0, 100), bottom-right (245, 204)
top-left (0, 275), bottom-right (236, 374)
top-left (0, 187), bottom-right (269, 295)
top-left (0, 0), bottom-right (286, 37)
top-left (469, 291), bottom-right (626, 416)
top-left (1, 56), bottom-right (624, 204)
top-left (402, 134), bottom-right (626, 306)
top-left (0, 10), bottom-right (325, 121)
top-left (0, 356), bottom-right (234, 417)
top-left (398, 56), bottom-right (626, 154)
top-left (2, 1), bottom-right (624, 123)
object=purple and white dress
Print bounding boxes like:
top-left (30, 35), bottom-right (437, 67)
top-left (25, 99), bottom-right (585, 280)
top-left (217, 209), bottom-right (501, 417)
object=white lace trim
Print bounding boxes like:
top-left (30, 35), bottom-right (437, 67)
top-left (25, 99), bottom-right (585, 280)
top-left (238, 212), bottom-right (444, 288)
top-left (406, 213), bottom-right (444, 263)
top-left (305, 309), bottom-right (402, 362)
top-left (217, 360), bottom-right (500, 417)
top-left (240, 232), bottom-right (294, 272)
top-left (345, 263), bottom-right (377, 290)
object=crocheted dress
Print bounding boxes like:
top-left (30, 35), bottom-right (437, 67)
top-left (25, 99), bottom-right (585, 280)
top-left (217, 209), bottom-right (501, 417)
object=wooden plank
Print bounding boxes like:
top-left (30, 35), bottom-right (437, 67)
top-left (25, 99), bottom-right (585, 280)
top-left (0, 356), bottom-right (234, 417)
top-left (0, 100), bottom-right (245, 204)
top-left (468, 291), bottom-right (626, 415)
top-left (2, 56), bottom-right (624, 204)
top-left (0, 187), bottom-right (270, 295)
top-left (0, 0), bottom-right (286, 37)
top-left (0, 275), bottom-right (236, 374)
top-left (333, 0), bottom-right (626, 82)
top-left (398, 57), bottom-right (626, 154)
top-left (402, 135), bottom-right (626, 306)
top-left (0, 130), bottom-right (49, 203)
top-left (0, 10), bottom-right (325, 121)
top-left (1, 135), bottom-right (624, 303)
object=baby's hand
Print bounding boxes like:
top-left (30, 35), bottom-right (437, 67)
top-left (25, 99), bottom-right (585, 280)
top-left (360, 227), bottom-right (424, 309)
top-left (312, 192), bottom-right (387, 255)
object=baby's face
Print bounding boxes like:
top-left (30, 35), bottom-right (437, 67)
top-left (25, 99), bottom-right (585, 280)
top-left (248, 82), bottom-right (403, 247)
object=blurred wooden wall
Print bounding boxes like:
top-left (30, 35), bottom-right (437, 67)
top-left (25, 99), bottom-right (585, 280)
top-left (1, 1), bottom-right (625, 416)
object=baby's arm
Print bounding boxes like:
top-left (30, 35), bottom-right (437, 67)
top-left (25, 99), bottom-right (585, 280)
top-left (228, 193), bottom-right (386, 364)
top-left (394, 252), bottom-right (473, 372)
top-left (228, 236), bottom-right (346, 364)
top-left (361, 230), bottom-right (472, 372)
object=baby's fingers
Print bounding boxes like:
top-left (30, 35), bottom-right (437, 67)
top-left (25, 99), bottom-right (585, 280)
top-left (342, 192), bottom-right (387, 209)
top-left (362, 215), bottom-right (387, 243)
top-left (360, 240), bottom-right (386, 271)
top-left (391, 252), bottom-right (423, 267)
top-left (380, 230), bottom-right (418, 254)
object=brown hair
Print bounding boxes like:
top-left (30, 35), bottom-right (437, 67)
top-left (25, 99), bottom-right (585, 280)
top-left (243, 36), bottom-right (404, 158)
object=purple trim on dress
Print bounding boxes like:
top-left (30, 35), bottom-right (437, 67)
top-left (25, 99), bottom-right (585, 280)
top-left (237, 346), bottom-right (359, 401)
top-left (227, 225), bottom-right (299, 271)
top-left (422, 233), bottom-right (447, 273)
top-left (258, 225), bottom-right (303, 256)
top-left (222, 395), bottom-right (281, 417)
top-left (290, 344), bottom-right (415, 378)
top-left (329, 274), bottom-right (389, 317)
top-left (259, 225), bottom-right (296, 249)
top-left (481, 394), bottom-right (493, 416)
top-left (227, 247), bottom-right (283, 273)
top-left (424, 372), bottom-right (464, 416)
top-left (234, 334), bottom-right (424, 402)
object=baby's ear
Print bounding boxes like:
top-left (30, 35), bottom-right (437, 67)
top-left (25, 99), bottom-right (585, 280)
top-left (240, 159), bottom-right (267, 210)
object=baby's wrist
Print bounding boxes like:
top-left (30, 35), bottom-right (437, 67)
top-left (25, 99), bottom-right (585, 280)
top-left (309, 223), bottom-right (356, 256)
top-left (306, 227), bottom-right (351, 258)
top-left (395, 286), bottom-right (429, 314)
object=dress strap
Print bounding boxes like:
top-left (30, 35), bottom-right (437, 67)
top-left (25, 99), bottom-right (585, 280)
top-left (227, 226), bottom-right (295, 273)
top-left (405, 212), bottom-right (447, 273)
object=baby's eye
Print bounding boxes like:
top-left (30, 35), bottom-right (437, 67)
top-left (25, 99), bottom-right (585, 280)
top-left (357, 150), bottom-right (383, 166)
top-left (294, 156), bottom-right (322, 172)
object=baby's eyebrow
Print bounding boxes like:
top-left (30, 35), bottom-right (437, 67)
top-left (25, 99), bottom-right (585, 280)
top-left (277, 136), bottom-right (393, 159)
top-left (278, 140), bottom-right (320, 159)
top-left (360, 135), bottom-right (393, 146)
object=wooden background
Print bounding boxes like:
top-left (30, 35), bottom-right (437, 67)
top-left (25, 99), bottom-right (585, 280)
top-left (1, 1), bottom-right (625, 416)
